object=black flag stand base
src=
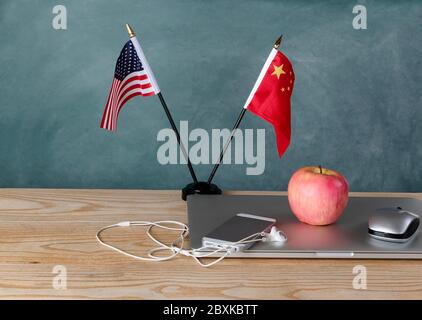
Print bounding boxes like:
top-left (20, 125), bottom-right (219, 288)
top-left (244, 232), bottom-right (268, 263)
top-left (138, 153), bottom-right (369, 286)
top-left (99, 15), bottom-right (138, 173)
top-left (182, 181), bottom-right (222, 201)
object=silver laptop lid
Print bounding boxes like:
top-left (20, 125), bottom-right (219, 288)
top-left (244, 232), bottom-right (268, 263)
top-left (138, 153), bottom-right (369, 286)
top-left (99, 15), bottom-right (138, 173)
top-left (187, 194), bottom-right (422, 258)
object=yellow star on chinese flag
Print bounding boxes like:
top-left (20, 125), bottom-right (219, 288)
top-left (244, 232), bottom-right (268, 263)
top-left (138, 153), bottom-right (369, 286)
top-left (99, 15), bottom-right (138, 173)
top-left (271, 64), bottom-right (286, 79)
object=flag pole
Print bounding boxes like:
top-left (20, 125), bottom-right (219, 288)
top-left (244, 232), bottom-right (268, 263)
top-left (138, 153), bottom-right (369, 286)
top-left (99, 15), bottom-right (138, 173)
top-left (207, 35), bottom-right (283, 184)
top-left (126, 24), bottom-right (199, 186)
top-left (156, 92), bottom-right (199, 185)
top-left (207, 108), bottom-right (247, 184)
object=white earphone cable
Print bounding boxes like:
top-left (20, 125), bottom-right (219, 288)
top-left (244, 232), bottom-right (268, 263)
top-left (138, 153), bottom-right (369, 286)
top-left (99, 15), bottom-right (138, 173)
top-left (96, 220), bottom-right (266, 267)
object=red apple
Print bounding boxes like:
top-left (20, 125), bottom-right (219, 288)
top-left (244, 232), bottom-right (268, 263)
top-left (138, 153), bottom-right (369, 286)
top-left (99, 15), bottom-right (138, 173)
top-left (287, 166), bottom-right (349, 226)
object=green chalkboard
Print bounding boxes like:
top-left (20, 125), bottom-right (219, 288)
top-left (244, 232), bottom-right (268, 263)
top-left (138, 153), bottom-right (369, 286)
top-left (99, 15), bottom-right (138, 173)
top-left (0, 0), bottom-right (421, 191)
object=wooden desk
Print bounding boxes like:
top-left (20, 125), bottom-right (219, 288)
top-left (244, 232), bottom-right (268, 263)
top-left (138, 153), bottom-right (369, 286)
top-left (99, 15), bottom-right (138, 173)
top-left (0, 189), bottom-right (421, 299)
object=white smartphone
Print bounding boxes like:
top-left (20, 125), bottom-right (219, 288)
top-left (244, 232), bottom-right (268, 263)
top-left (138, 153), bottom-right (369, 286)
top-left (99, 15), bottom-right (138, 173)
top-left (202, 213), bottom-right (276, 251)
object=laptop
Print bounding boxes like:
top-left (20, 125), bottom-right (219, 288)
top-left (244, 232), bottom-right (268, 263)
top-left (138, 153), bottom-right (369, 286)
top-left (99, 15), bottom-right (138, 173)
top-left (187, 194), bottom-right (422, 259)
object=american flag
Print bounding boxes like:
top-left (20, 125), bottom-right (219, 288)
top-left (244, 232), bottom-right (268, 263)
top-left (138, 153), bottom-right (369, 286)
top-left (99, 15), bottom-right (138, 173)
top-left (100, 38), bottom-right (160, 131)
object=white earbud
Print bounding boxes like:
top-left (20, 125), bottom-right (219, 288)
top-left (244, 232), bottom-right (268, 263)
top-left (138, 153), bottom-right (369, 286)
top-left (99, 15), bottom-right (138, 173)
top-left (263, 226), bottom-right (287, 242)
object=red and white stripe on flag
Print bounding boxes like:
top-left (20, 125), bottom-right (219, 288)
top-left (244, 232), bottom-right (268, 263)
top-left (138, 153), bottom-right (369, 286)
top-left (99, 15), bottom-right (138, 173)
top-left (100, 70), bottom-right (156, 131)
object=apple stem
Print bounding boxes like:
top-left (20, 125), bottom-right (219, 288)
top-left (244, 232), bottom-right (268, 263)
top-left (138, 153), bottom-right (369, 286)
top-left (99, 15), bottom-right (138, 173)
top-left (319, 165), bottom-right (322, 174)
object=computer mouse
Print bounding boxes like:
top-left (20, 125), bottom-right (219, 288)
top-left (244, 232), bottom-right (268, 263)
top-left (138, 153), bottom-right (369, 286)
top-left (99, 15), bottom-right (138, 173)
top-left (368, 207), bottom-right (420, 243)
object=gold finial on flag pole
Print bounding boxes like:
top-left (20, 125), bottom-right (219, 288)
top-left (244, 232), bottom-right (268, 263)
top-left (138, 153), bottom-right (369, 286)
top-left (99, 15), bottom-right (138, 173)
top-left (274, 35), bottom-right (283, 49)
top-left (126, 24), bottom-right (136, 38)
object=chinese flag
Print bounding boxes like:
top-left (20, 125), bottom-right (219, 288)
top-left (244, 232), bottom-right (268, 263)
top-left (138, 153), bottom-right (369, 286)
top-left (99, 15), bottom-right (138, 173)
top-left (243, 48), bottom-right (295, 157)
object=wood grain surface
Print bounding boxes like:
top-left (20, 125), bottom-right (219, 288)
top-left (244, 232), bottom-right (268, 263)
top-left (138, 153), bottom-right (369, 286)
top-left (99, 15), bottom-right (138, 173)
top-left (0, 189), bottom-right (421, 300)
